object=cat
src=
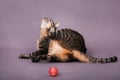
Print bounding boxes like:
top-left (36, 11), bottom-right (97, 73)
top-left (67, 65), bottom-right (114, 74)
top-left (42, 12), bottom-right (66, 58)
top-left (19, 17), bottom-right (118, 63)
top-left (19, 17), bottom-right (59, 62)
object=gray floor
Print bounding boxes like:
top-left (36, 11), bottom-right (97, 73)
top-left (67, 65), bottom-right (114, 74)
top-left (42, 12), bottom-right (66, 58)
top-left (0, 0), bottom-right (120, 80)
top-left (0, 48), bottom-right (120, 80)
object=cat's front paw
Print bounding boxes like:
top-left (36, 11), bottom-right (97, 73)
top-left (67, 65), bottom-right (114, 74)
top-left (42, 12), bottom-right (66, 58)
top-left (49, 27), bottom-right (55, 33)
top-left (48, 27), bottom-right (55, 35)
top-left (48, 28), bottom-right (57, 39)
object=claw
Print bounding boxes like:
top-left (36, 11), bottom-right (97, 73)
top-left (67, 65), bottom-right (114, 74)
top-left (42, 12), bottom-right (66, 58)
top-left (19, 54), bottom-right (30, 59)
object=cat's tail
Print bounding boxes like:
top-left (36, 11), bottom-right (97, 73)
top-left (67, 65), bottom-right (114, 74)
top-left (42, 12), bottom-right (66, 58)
top-left (87, 56), bottom-right (117, 63)
top-left (73, 50), bottom-right (118, 63)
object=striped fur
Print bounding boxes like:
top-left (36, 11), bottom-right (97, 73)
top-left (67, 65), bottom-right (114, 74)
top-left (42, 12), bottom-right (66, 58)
top-left (19, 17), bottom-right (59, 62)
top-left (19, 17), bottom-right (118, 63)
top-left (49, 28), bottom-right (87, 53)
top-left (48, 28), bottom-right (118, 63)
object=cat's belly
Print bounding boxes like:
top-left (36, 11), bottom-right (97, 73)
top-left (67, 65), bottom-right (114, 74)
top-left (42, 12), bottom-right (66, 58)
top-left (48, 40), bottom-right (64, 55)
top-left (48, 40), bottom-right (72, 62)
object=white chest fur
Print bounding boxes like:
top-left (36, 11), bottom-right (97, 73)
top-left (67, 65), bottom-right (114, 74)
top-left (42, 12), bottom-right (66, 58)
top-left (48, 40), bottom-right (64, 55)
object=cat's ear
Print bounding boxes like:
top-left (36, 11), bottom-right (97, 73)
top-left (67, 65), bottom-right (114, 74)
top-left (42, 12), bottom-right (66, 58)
top-left (55, 22), bottom-right (60, 27)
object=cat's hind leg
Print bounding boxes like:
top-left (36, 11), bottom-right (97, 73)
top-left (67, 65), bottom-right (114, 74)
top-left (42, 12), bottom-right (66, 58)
top-left (72, 50), bottom-right (90, 63)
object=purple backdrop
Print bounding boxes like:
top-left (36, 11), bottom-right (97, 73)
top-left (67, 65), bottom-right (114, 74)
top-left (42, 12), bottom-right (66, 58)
top-left (0, 0), bottom-right (120, 80)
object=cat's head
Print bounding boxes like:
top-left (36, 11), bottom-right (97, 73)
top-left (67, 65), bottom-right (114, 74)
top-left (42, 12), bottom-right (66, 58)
top-left (40, 17), bottom-right (60, 31)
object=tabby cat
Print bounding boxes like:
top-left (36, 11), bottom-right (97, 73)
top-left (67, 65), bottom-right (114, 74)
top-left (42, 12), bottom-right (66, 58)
top-left (19, 17), bottom-right (59, 62)
top-left (19, 17), bottom-right (118, 63)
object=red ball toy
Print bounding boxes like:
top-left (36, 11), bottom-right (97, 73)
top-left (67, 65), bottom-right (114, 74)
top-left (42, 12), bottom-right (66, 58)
top-left (49, 67), bottom-right (59, 77)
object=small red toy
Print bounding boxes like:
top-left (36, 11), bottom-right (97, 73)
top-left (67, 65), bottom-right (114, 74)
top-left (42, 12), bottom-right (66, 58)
top-left (49, 67), bottom-right (58, 77)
